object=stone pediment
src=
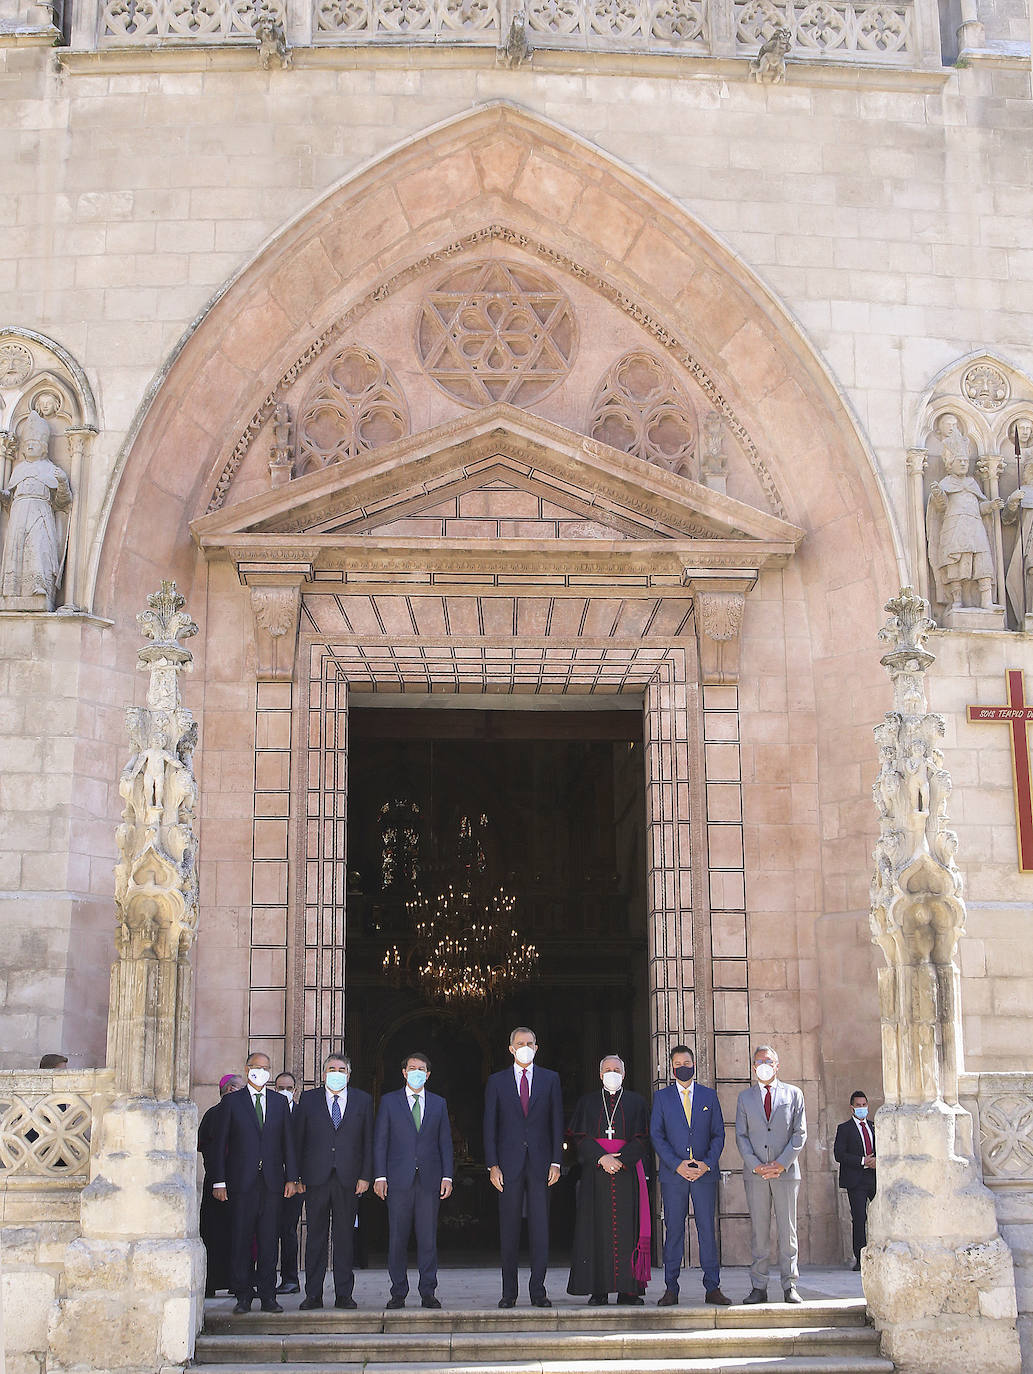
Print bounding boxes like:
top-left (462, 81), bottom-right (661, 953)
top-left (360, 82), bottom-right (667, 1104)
top-left (191, 404), bottom-right (802, 583)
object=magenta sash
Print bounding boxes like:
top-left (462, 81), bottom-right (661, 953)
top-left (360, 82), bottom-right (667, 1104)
top-left (597, 1137), bottom-right (651, 1285)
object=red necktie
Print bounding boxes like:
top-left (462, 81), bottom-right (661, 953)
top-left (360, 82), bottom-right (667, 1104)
top-left (764, 1086), bottom-right (772, 1121)
top-left (861, 1121), bottom-right (873, 1155)
top-left (520, 1069), bottom-right (530, 1117)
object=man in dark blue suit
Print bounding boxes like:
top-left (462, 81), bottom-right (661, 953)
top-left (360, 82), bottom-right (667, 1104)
top-left (483, 1025), bottom-right (564, 1308)
top-left (293, 1052), bottom-right (372, 1310)
top-left (373, 1052), bottom-right (454, 1309)
top-left (212, 1051), bottom-right (300, 1314)
top-left (650, 1043), bottom-right (730, 1307)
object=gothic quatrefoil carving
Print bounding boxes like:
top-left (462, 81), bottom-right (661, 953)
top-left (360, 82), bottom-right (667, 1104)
top-left (588, 351), bottom-right (697, 476)
top-left (415, 259), bottom-right (577, 407)
top-left (296, 345), bottom-right (409, 476)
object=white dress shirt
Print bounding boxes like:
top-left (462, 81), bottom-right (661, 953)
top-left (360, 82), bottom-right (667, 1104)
top-left (326, 1086), bottom-right (348, 1117)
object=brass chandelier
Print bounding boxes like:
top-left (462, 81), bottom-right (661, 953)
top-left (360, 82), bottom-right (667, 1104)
top-left (382, 813), bottom-right (539, 1005)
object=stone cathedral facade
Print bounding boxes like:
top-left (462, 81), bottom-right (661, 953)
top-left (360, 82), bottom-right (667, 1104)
top-left (1, 0), bottom-right (1032, 1365)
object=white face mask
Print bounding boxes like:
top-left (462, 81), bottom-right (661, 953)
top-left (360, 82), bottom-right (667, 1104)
top-left (279, 1088), bottom-right (294, 1102)
top-left (601, 1071), bottom-right (624, 1095)
top-left (755, 1062), bottom-right (776, 1084)
top-left (247, 1067), bottom-right (271, 1089)
top-left (513, 1044), bottom-right (536, 1067)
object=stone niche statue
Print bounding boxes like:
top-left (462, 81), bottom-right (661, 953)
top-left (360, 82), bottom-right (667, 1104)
top-left (0, 408), bottom-right (72, 612)
top-left (1003, 417), bottom-right (1033, 628)
top-left (925, 413), bottom-right (1000, 613)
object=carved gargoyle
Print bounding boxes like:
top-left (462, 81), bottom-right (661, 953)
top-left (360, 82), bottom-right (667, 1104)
top-left (498, 11), bottom-right (532, 67)
top-left (751, 25), bottom-right (792, 83)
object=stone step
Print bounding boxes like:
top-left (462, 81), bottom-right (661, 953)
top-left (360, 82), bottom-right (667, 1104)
top-left (201, 1298), bottom-right (870, 1336)
top-left (193, 1322), bottom-right (885, 1367)
top-left (193, 1359), bottom-right (894, 1374)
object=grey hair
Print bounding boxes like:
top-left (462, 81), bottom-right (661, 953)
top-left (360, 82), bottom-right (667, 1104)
top-left (753, 1044), bottom-right (778, 1062)
top-left (323, 1053), bottom-right (351, 1072)
top-left (599, 1054), bottom-right (625, 1072)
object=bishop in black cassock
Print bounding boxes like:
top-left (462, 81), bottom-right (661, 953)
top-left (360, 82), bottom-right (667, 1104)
top-left (567, 1056), bottom-right (651, 1304)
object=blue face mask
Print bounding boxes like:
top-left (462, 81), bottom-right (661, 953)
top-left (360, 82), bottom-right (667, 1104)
top-left (325, 1070), bottom-right (348, 1093)
top-left (853, 1105), bottom-right (868, 1120)
top-left (406, 1069), bottom-right (428, 1092)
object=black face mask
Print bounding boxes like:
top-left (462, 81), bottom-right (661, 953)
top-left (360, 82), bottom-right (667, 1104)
top-left (674, 1065), bottom-right (695, 1083)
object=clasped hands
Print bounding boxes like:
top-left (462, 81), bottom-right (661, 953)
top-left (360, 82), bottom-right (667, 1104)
top-left (753, 1161), bottom-right (786, 1179)
top-left (489, 1164), bottom-right (561, 1191)
top-left (675, 1159), bottom-right (708, 1181)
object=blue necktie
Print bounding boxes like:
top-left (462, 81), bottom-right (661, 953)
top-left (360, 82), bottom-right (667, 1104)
top-left (331, 1095), bottom-right (341, 1128)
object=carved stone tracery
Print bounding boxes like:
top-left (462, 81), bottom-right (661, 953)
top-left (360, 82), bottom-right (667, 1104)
top-left (416, 258), bottom-right (576, 407)
top-left (205, 226), bottom-right (783, 521)
top-left (296, 345), bottom-right (409, 476)
top-left (588, 351), bottom-right (697, 477)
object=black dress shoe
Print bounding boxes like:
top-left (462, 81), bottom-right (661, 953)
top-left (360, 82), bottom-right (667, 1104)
top-left (852, 1258), bottom-right (862, 1271)
top-left (232, 1299), bottom-right (252, 1314)
top-left (260, 1300), bottom-right (284, 1313)
top-left (498, 1298), bottom-right (516, 1309)
top-left (705, 1288), bottom-right (733, 1306)
top-left (276, 1280), bottom-right (300, 1294)
top-left (657, 1289), bottom-right (679, 1307)
top-left (616, 1293), bottom-right (644, 1305)
top-left (587, 1294), bottom-right (608, 1306)
top-left (336, 1296), bottom-right (358, 1309)
top-left (530, 1296), bottom-right (552, 1308)
top-left (783, 1285), bottom-right (803, 1304)
top-left (386, 1296), bottom-right (406, 1309)
top-left (298, 1296), bottom-right (323, 1310)
top-left (742, 1287), bottom-right (768, 1304)
top-left (421, 1296), bottom-right (442, 1309)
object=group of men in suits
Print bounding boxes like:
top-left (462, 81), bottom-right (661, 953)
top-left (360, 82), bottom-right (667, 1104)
top-left (208, 1048), bottom-right (454, 1313)
top-left (202, 1034), bottom-right (875, 1313)
top-left (647, 1042), bottom-right (874, 1305)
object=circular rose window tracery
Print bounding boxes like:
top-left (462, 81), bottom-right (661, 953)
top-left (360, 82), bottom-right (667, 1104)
top-left (416, 259), bottom-right (577, 407)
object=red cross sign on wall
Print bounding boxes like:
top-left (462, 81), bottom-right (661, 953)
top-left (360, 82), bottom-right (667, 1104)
top-left (966, 669), bottom-right (1033, 874)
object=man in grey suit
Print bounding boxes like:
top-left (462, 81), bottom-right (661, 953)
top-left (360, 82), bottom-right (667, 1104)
top-left (734, 1044), bottom-right (806, 1305)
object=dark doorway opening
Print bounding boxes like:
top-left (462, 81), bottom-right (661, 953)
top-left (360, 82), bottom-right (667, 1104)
top-left (343, 706), bottom-right (649, 1266)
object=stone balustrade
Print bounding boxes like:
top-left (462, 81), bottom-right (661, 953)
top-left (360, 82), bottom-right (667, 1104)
top-left (0, 1069), bottom-right (114, 1221)
top-left (961, 1071), bottom-right (1033, 1364)
top-left (84, 0), bottom-right (935, 65)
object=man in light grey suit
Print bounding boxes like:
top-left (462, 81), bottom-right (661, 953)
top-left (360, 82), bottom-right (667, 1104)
top-left (735, 1044), bottom-right (806, 1305)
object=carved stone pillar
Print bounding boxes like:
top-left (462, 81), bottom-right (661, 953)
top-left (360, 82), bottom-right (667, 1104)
top-left (956, 0), bottom-right (985, 52)
top-left (978, 453), bottom-right (1007, 623)
top-left (864, 587), bottom-right (1020, 1374)
top-left (62, 425), bottom-right (96, 610)
top-left (905, 448), bottom-right (929, 603)
top-left (50, 582), bottom-right (206, 1373)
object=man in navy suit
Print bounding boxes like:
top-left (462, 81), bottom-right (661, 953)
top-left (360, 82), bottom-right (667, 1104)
top-left (650, 1043), bottom-right (730, 1307)
top-left (293, 1052), bottom-right (373, 1310)
top-left (212, 1051), bottom-right (300, 1314)
top-left (373, 1052), bottom-right (454, 1309)
top-left (483, 1025), bottom-right (564, 1308)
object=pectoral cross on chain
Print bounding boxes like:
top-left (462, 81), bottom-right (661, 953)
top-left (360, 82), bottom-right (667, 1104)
top-left (605, 1126), bottom-right (614, 1139)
